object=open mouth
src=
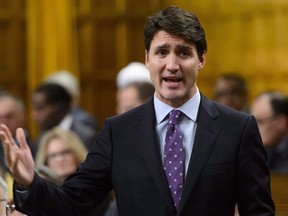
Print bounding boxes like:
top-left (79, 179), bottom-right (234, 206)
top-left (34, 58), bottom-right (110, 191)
top-left (163, 77), bottom-right (183, 83)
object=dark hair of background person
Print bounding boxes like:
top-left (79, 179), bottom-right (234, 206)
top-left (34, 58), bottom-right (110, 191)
top-left (144, 5), bottom-right (207, 59)
top-left (130, 81), bottom-right (155, 102)
top-left (34, 83), bottom-right (72, 114)
top-left (271, 96), bottom-right (288, 117)
top-left (214, 73), bottom-right (248, 99)
top-left (259, 91), bottom-right (288, 117)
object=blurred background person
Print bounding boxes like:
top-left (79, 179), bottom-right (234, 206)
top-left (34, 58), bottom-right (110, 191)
top-left (103, 63), bottom-right (154, 216)
top-left (116, 81), bottom-right (155, 115)
top-left (103, 65), bottom-right (154, 216)
top-left (44, 70), bottom-right (98, 131)
top-left (250, 91), bottom-right (288, 171)
top-left (0, 92), bottom-right (30, 213)
top-left (31, 82), bottom-right (97, 152)
top-left (1, 155), bottom-right (23, 216)
top-left (214, 73), bottom-right (249, 113)
top-left (116, 62), bottom-right (152, 89)
top-left (0, 166), bottom-right (7, 216)
top-left (35, 128), bottom-right (88, 183)
top-left (0, 91), bottom-right (35, 161)
top-left (35, 128), bottom-right (112, 216)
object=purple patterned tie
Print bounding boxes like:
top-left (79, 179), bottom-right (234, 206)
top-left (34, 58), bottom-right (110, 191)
top-left (164, 109), bottom-right (185, 210)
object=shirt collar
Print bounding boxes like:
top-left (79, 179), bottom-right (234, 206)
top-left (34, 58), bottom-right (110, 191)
top-left (154, 88), bottom-right (201, 124)
top-left (58, 114), bottom-right (74, 130)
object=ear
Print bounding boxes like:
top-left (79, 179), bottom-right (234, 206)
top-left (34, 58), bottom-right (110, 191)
top-left (198, 51), bottom-right (207, 69)
top-left (145, 50), bottom-right (150, 70)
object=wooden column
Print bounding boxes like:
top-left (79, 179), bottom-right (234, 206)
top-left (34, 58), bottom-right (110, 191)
top-left (26, 0), bottom-right (79, 137)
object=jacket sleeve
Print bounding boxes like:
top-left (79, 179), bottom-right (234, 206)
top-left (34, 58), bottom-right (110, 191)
top-left (13, 119), bottom-right (114, 216)
top-left (237, 115), bottom-right (275, 215)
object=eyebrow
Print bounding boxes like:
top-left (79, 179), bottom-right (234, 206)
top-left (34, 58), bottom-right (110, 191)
top-left (176, 44), bottom-right (193, 51)
top-left (154, 43), bottom-right (193, 51)
top-left (154, 44), bottom-right (170, 50)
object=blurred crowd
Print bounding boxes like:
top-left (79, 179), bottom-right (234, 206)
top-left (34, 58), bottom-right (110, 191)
top-left (1, 67), bottom-right (287, 215)
top-left (0, 63), bottom-right (154, 216)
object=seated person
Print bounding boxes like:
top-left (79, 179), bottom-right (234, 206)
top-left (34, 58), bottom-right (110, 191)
top-left (116, 81), bottom-right (154, 115)
top-left (35, 128), bottom-right (88, 183)
top-left (214, 73), bottom-right (249, 113)
top-left (35, 128), bottom-right (112, 215)
top-left (44, 70), bottom-right (98, 130)
top-left (250, 91), bottom-right (288, 171)
top-left (31, 83), bottom-right (97, 152)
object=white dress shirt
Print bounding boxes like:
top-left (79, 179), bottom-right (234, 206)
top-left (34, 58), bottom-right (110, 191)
top-left (154, 88), bottom-right (200, 176)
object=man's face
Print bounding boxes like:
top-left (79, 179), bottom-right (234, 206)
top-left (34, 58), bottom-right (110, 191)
top-left (0, 97), bottom-right (24, 136)
top-left (32, 92), bottom-right (59, 130)
top-left (116, 86), bottom-right (142, 115)
top-left (145, 31), bottom-right (205, 108)
top-left (214, 80), bottom-right (245, 111)
top-left (250, 95), bottom-right (285, 148)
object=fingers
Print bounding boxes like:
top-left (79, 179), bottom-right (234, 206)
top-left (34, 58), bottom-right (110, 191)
top-left (0, 124), bottom-right (20, 158)
top-left (0, 124), bottom-right (14, 145)
top-left (0, 124), bottom-right (26, 149)
top-left (16, 128), bottom-right (29, 150)
top-left (0, 124), bottom-right (16, 168)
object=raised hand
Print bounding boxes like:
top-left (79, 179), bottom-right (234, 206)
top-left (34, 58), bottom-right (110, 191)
top-left (0, 124), bottom-right (35, 189)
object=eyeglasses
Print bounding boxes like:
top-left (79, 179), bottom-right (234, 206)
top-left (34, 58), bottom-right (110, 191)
top-left (46, 149), bottom-right (72, 161)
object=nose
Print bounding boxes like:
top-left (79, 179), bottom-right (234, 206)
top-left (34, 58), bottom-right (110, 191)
top-left (166, 54), bottom-right (180, 73)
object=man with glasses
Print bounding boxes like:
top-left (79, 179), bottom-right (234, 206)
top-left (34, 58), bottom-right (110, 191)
top-left (250, 91), bottom-right (288, 171)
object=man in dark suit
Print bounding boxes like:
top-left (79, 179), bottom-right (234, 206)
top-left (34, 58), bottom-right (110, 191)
top-left (0, 6), bottom-right (274, 216)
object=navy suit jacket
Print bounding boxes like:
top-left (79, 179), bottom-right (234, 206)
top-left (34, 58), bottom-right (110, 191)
top-left (15, 94), bottom-right (275, 216)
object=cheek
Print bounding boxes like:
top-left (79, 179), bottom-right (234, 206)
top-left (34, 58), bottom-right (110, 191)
top-left (46, 161), bottom-right (56, 170)
top-left (259, 126), bottom-right (274, 141)
top-left (149, 72), bottom-right (160, 87)
top-left (66, 157), bottom-right (78, 168)
top-left (185, 71), bottom-right (198, 86)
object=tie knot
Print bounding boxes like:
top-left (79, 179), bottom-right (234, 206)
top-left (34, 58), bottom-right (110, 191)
top-left (168, 110), bottom-right (182, 125)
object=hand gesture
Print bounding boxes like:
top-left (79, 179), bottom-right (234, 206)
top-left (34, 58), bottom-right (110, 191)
top-left (0, 124), bottom-right (35, 189)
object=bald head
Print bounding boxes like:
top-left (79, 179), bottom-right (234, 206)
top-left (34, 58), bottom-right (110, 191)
top-left (0, 92), bottom-right (25, 137)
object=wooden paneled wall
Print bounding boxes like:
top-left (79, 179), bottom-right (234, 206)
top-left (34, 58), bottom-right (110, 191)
top-left (176, 0), bottom-right (288, 102)
top-left (75, 0), bottom-right (164, 129)
top-left (0, 0), bottom-right (26, 102)
top-left (1, 0), bottom-right (288, 134)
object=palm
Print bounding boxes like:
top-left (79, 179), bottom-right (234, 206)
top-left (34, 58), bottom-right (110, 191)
top-left (0, 125), bottom-right (35, 189)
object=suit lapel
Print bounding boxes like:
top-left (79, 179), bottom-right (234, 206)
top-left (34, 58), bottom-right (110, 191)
top-left (178, 95), bottom-right (221, 214)
top-left (135, 100), bottom-right (176, 213)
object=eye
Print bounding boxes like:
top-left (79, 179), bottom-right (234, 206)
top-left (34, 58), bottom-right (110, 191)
top-left (178, 50), bottom-right (191, 58)
top-left (155, 49), bottom-right (168, 57)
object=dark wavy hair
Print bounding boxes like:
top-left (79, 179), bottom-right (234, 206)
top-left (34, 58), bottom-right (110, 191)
top-left (144, 6), bottom-right (207, 59)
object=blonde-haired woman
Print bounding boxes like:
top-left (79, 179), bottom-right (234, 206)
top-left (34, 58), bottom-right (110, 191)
top-left (36, 128), bottom-right (113, 215)
top-left (35, 128), bottom-right (88, 183)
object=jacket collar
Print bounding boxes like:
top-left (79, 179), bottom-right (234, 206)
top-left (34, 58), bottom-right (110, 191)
top-left (135, 94), bottom-right (221, 214)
